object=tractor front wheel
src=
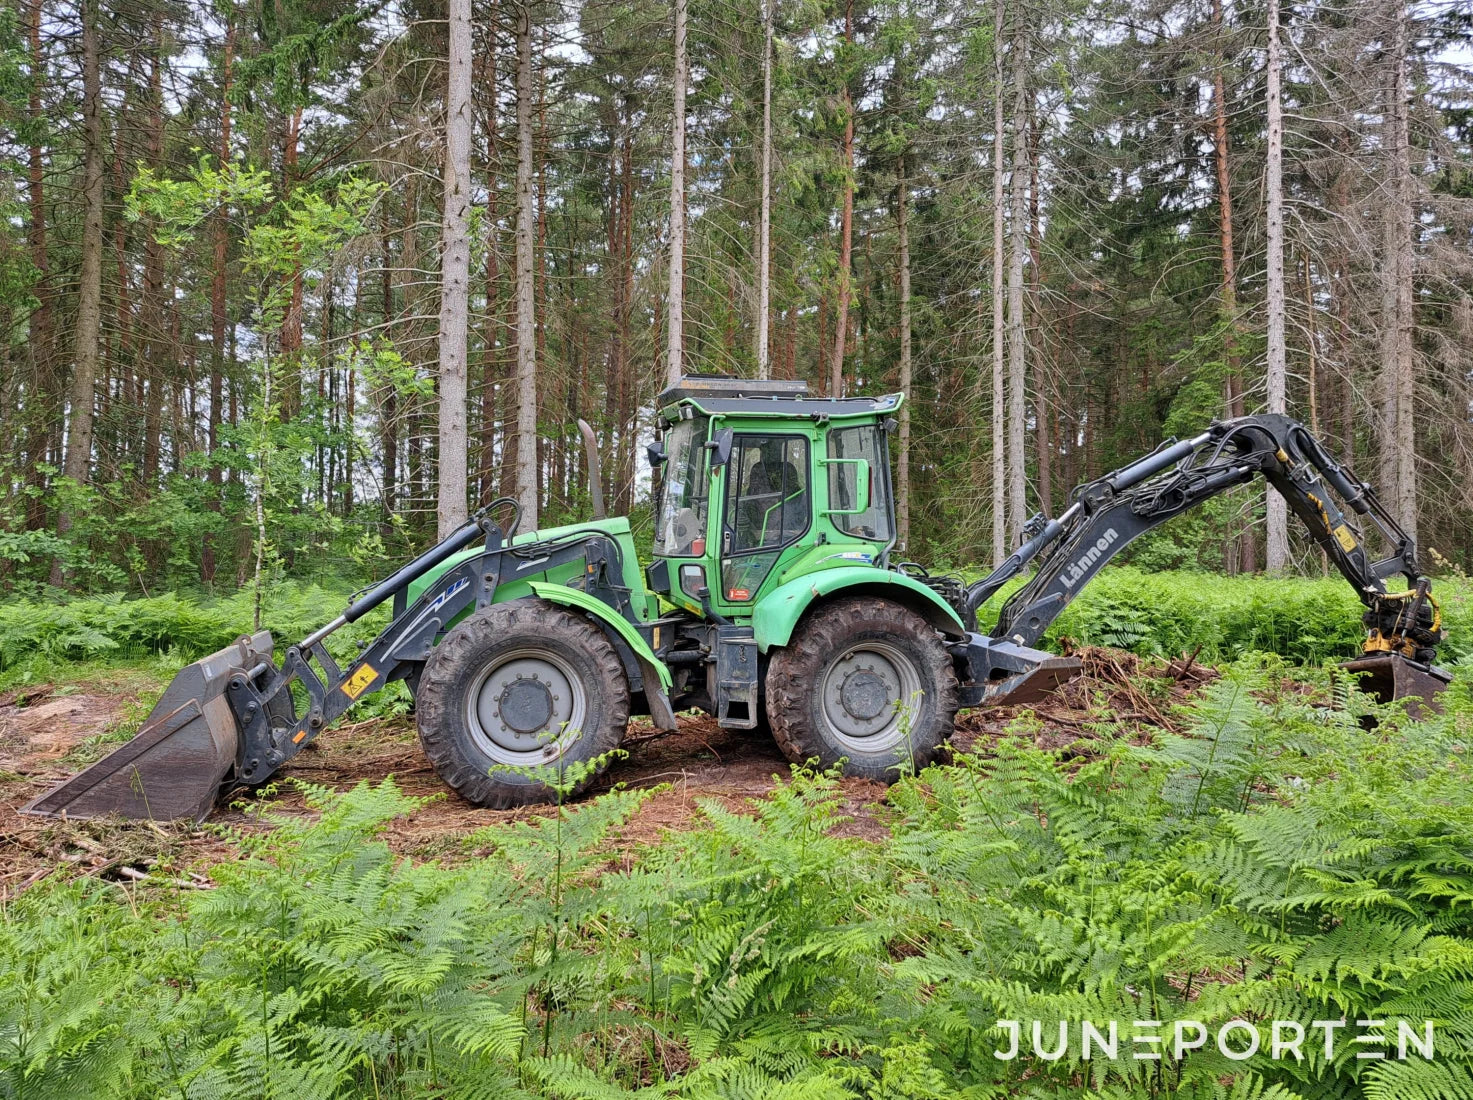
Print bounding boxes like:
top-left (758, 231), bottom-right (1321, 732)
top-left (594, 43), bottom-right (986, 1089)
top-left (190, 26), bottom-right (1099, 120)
top-left (766, 597), bottom-right (957, 782)
top-left (415, 599), bottom-right (629, 807)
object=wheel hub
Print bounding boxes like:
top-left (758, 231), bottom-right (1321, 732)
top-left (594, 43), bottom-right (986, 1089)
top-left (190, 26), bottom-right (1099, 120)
top-left (498, 676), bottom-right (554, 733)
top-left (819, 642), bottom-right (921, 752)
top-left (839, 669), bottom-right (891, 721)
top-left (466, 650), bottom-right (584, 764)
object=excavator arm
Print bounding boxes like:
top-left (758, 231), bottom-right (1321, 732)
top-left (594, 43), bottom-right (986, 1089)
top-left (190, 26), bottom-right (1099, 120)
top-left (958, 414), bottom-right (1447, 705)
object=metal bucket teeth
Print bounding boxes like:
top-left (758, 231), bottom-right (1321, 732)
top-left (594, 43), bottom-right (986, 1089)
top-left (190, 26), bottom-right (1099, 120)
top-left (21, 631), bottom-right (273, 823)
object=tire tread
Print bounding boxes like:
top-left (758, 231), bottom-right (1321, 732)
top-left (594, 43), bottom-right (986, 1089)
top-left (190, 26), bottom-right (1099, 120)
top-left (415, 599), bottom-right (629, 808)
top-left (765, 596), bottom-right (957, 782)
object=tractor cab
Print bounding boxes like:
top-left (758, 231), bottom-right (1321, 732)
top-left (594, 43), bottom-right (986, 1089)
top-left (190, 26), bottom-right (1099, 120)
top-left (646, 377), bottom-right (902, 620)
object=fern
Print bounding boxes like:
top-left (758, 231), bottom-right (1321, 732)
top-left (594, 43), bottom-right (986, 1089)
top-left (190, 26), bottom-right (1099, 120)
top-left (6, 662), bottom-right (1473, 1098)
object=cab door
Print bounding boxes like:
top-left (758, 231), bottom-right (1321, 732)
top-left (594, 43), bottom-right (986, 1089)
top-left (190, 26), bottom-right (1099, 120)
top-left (713, 432), bottom-right (813, 613)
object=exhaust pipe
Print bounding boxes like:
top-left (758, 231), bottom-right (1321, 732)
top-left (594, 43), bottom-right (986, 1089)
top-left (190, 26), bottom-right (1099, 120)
top-left (577, 418), bottom-right (606, 519)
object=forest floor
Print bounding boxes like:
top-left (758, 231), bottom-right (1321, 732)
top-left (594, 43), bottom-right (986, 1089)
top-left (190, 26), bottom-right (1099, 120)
top-left (0, 647), bottom-right (1215, 898)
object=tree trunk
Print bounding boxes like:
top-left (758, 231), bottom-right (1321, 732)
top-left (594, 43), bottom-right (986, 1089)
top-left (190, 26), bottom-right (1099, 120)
top-left (436, 0), bottom-right (473, 538)
top-left (535, 67), bottom-right (550, 510)
top-left (827, 0), bottom-right (854, 397)
top-left (400, 173), bottom-right (424, 527)
top-left (345, 278), bottom-right (355, 516)
top-left (896, 156), bottom-right (912, 551)
top-left (203, 11), bottom-right (234, 584)
top-left (278, 106), bottom-right (304, 422)
top-left (514, 1), bottom-right (539, 528)
top-left (24, 0), bottom-right (53, 535)
top-left (1210, 0), bottom-right (1251, 571)
top-left (1264, 0), bottom-right (1289, 572)
top-left (53, 0), bottom-right (105, 585)
top-left (479, 17), bottom-right (501, 507)
top-left (1005, 21), bottom-right (1029, 548)
top-left (111, 119), bottom-right (133, 466)
top-left (141, 14), bottom-right (165, 488)
top-left (1211, 0), bottom-right (1243, 419)
top-left (1028, 107), bottom-right (1050, 517)
top-left (381, 227), bottom-right (398, 535)
top-left (989, 0), bottom-right (1007, 565)
top-left (665, 0), bottom-right (687, 389)
top-left (617, 103), bottom-right (636, 508)
top-left (1303, 255), bottom-right (1319, 435)
top-left (1380, 0), bottom-right (1416, 538)
top-left (603, 117), bottom-right (622, 475)
top-left (756, 0), bottom-right (773, 379)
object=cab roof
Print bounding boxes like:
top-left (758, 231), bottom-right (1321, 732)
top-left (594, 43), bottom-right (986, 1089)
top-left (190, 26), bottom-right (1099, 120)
top-left (656, 375), bottom-right (902, 422)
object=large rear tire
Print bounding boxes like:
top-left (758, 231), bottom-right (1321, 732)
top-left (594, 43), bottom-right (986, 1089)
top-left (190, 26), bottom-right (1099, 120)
top-left (766, 596), bottom-right (958, 782)
top-left (415, 599), bottom-right (629, 807)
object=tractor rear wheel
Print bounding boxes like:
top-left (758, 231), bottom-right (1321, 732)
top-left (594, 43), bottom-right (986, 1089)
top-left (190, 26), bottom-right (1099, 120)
top-left (415, 599), bottom-right (629, 808)
top-left (766, 597), bottom-right (957, 782)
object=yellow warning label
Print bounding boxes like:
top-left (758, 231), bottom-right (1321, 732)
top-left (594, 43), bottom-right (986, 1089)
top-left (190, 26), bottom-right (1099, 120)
top-left (1333, 524), bottom-right (1357, 552)
top-left (341, 663), bottom-right (379, 701)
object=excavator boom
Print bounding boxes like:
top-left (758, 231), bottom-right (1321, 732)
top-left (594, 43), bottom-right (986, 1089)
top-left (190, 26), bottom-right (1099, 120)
top-left (964, 414), bottom-right (1448, 707)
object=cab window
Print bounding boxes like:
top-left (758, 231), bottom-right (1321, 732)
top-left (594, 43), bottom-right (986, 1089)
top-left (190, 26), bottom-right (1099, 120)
top-left (724, 435), bottom-right (810, 553)
top-left (827, 425), bottom-right (892, 541)
top-left (654, 417), bottom-right (710, 556)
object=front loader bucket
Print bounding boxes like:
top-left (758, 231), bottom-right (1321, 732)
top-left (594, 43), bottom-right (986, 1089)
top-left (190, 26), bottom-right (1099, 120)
top-left (1341, 653), bottom-right (1451, 719)
top-left (22, 631), bottom-right (273, 823)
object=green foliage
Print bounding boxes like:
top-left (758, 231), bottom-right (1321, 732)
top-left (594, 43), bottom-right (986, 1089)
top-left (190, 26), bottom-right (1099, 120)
top-left (5, 566), bottom-right (1465, 685)
top-left (6, 664), bottom-right (1473, 1097)
top-left (0, 580), bottom-right (393, 685)
top-left (1031, 566), bottom-right (1472, 666)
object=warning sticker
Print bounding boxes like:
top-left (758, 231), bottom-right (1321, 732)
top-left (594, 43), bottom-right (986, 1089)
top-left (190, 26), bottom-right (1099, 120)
top-left (341, 663), bottom-right (379, 700)
top-left (1333, 524), bottom-right (1357, 552)
top-left (728, 588), bottom-right (751, 601)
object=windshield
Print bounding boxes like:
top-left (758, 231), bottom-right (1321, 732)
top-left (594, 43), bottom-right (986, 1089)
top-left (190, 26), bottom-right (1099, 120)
top-left (654, 418), bottom-right (710, 556)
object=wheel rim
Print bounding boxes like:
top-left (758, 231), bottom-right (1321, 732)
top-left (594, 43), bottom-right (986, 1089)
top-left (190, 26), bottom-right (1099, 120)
top-left (465, 646), bottom-right (587, 766)
top-left (818, 640), bottom-right (923, 754)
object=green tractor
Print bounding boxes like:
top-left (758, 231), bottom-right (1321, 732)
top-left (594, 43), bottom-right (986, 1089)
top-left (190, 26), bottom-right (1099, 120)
top-left (27, 376), bottom-right (1449, 821)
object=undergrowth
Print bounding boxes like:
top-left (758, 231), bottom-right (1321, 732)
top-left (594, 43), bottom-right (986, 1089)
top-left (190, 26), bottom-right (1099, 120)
top-left (3, 569), bottom-right (1468, 691)
top-left (973, 566), bottom-right (1473, 666)
top-left (4, 662), bottom-right (1473, 1098)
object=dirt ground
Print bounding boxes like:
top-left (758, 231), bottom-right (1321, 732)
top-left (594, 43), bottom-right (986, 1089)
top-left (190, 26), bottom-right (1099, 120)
top-left (0, 647), bottom-right (1214, 900)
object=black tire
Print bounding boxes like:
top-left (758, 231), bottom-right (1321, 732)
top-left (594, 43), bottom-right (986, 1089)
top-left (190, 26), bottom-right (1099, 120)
top-left (766, 596), bottom-right (958, 782)
top-left (415, 598), bottom-right (629, 808)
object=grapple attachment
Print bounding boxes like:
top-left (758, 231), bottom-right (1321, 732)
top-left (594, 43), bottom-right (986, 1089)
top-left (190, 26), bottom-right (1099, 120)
top-left (1341, 653), bottom-right (1451, 719)
top-left (22, 632), bottom-right (272, 823)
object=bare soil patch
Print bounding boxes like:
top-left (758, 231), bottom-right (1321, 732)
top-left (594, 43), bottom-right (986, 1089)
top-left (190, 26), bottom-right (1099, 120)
top-left (0, 648), bottom-right (1211, 898)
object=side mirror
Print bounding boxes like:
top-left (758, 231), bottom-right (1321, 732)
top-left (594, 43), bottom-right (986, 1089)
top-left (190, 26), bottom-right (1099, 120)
top-left (705, 427), bottom-right (734, 468)
top-left (646, 441), bottom-right (667, 468)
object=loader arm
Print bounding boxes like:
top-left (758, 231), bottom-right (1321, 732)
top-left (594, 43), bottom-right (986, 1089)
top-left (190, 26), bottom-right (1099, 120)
top-left (968, 415), bottom-right (1444, 666)
top-left (23, 502), bottom-right (667, 821)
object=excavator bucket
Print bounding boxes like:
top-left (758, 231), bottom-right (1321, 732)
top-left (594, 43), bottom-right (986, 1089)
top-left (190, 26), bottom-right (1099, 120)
top-left (22, 631), bottom-right (272, 823)
top-left (1341, 653), bottom-right (1451, 719)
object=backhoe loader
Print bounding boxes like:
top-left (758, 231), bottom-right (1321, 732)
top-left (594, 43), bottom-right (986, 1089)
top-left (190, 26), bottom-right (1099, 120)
top-left (26, 376), bottom-right (1449, 821)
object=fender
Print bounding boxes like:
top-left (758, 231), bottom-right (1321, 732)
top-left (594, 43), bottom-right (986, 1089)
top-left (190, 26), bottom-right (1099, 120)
top-left (528, 581), bottom-right (677, 730)
top-left (751, 567), bottom-right (967, 653)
